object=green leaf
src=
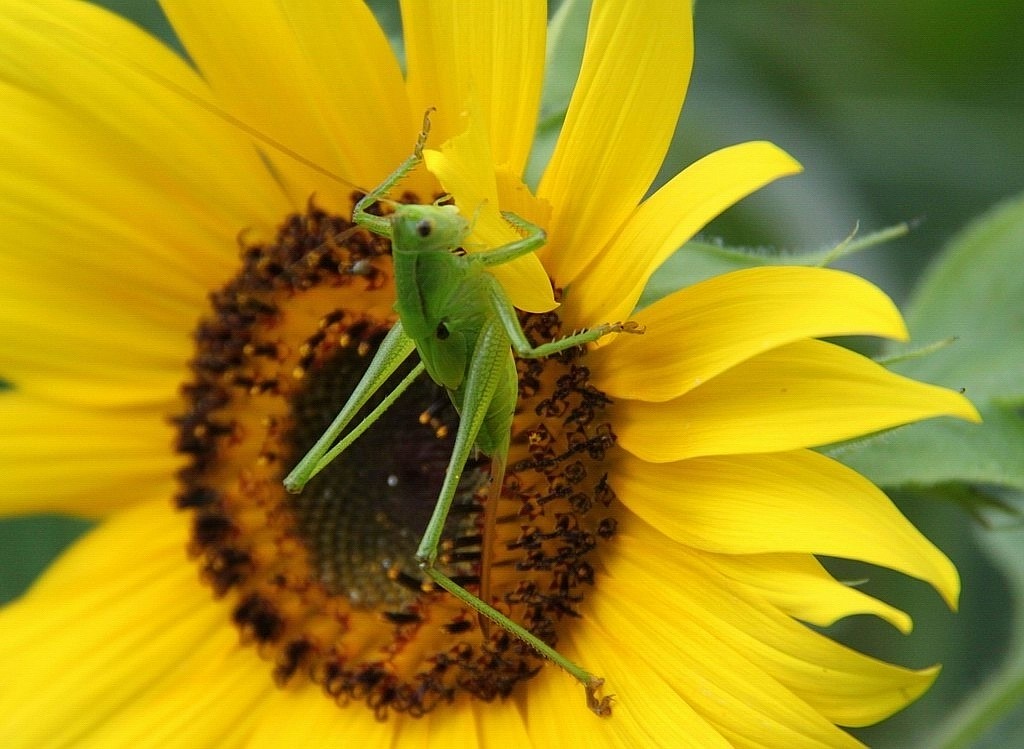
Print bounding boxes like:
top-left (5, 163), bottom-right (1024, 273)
top-left (636, 224), bottom-right (911, 310)
top-left (637, 240), bottom-right (766, 309)
top-left (539, 0), bottom-right (589, 122)
top-left (834, 193), bottom-right (1024, 492)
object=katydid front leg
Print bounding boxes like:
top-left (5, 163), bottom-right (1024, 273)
top-left (352, 109), bottom-right (435, 234)
top-left (283, 322), bottom-right (417, 492)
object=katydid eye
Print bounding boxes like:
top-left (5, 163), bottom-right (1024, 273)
top-left (435, 321), bottom-right (450, 340)
top-left (416, 219), bottom-right (432, 237)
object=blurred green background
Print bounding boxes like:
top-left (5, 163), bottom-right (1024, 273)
top-left (2, 1), bottom-right (1022, 746)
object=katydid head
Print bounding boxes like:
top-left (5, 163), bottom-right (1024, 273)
top-left (391, 204), bottom-right (471, 255)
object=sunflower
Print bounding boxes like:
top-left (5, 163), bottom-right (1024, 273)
top-left (0, 0), bottom-right (980, 747)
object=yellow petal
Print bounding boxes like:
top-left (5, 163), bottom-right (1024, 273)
top-left (424, 111), bottom-right (557, 312)
top-left (403, 0), bottom-right (546, 177)
top-left (0, 501), bottom-right (268, 748)
top-left (538, 0), bottom-right (694, 285)
top-left (563, 142), bottom-right (802, 329)
top-left (613, 449), bottom-right (959, 608)
top-left (251, 685), bottom-right (520, 748)
top-left (579, 600), bottom-right (865, 747)
top-left (0, 0), bottom-right (295, 408)
top-left (427, 699), bottom-right (530, 749)
top-left (75, 626), bottom-right (273, 749)
top-left (460, 700), bottom-right (532, 745)
top-left (282, 0), bottom-right (419, 189)
top-left (162, 0), bottom-right (406, 207)
top-left (0, 0), bottom-right (289, 239)
top-left (1, 310), bottom-right (184, 409)
top-left (0, 395), bottom-right (181, 517)
top-left (519, 671), bottom-right (608, 749)
top-left (706, 551), bottom-right (914, 634)
top-left (589, 266), bottom-right (908, 402)
top-left (604, 522), bottom-right (941, 727)
top-left (248, 684), bottom-right (398, 747)
top-left (528, 636), bottom-right (732, 749)
top-left (615, 338), bottom-right (981, 462)
top-left (0, 248), bottom-right (189, 406)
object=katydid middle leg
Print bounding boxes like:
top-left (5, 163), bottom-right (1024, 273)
top-left (485, 276), bottom-right (644, 359)
top-left (475, 211), bottom-right (643, 354)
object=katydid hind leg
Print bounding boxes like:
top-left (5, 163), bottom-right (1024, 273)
top-left (414, 321), bottom-right (507, 567)
top-left (414, 322), bottom-right (611, 716)
top-left (476, 432), bottom-right (508, 638)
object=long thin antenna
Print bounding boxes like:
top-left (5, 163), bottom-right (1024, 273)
top-left (57, 23), bottom-right (369, 195)
top-left (133, 63), bottom-right (367, 193)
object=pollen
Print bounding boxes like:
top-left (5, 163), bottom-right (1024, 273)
top-left (173, 201), bottom-right (622, 718)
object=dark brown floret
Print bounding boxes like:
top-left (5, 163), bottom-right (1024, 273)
top-left (233, 593), bottom-right (285, 643)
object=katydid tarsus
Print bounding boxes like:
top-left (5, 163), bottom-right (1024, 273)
top-left (282, 112), bottom-right (642, 716)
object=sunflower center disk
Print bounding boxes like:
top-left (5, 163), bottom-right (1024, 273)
top-left (174, 201), bottom-right (621, 717)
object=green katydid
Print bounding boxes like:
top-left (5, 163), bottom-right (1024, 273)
top-left (282, 112), bottom-right (642, 716)
top-left (83, 42), bottom-right (641, 716)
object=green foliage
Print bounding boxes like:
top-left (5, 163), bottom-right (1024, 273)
top-left (637, 224), bottom-right (915, 310)
top-left (918, 524), bottom-right (1024, 748)
top-left (524, 0), bottom-right (589, 188)
top-left (839, 195), bottom-right (1024, 748)
top-left (835, 194), bottom-right (1024, 494)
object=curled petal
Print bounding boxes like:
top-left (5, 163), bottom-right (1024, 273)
top-left (589, 266), bottom-right (908, 402)
top-left (615, 338), bottom-right (981, 462)
top-left (424, 111), bottom-right (556, 312)
top-left (612, 449), bottom-right (959, 608)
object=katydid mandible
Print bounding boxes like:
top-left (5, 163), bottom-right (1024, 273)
top-left (283, 112), bottom-right (642, 716)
